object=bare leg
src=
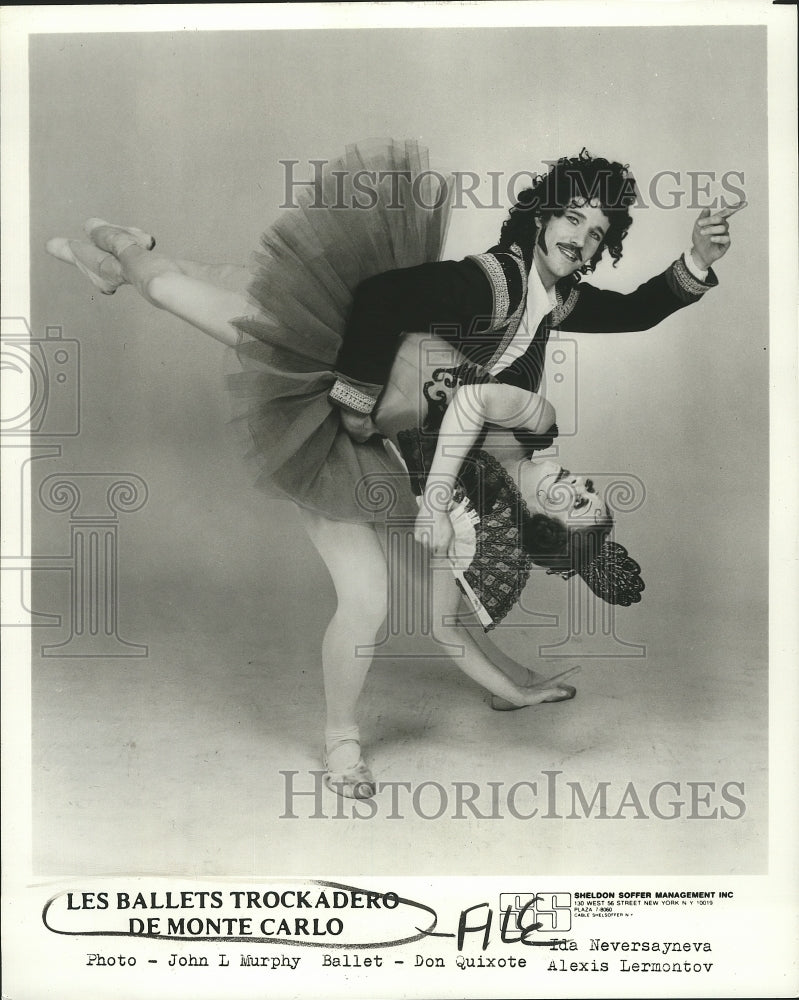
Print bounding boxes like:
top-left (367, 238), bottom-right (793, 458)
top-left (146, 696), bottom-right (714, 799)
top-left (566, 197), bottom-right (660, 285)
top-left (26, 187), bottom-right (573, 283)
top-left (47, 220), bottom-right (257, 347)
top-left (110, 244), bottom-right (254, 347)
top-left (170, 259), bottom-right (252, 297)
top-left (298, 510), bottom-right (389, 795)
top-left (429, 567), bottom-right (571, 707)
top-left (82, 219), bottom-right (254, 299)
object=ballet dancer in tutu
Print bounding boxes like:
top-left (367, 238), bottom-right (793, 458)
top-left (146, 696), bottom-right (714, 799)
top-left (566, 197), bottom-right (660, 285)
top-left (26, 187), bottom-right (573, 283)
top-left (47, 142), bottom-right (739, 797)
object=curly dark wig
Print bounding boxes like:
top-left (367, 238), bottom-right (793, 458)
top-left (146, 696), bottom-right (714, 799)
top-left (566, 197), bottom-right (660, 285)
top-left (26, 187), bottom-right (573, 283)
top-left (498, 149), bottom-right (637, 279)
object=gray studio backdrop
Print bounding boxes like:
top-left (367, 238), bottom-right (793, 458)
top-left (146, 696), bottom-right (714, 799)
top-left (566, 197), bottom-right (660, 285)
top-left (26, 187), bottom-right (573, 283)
top-left (28, 26), bottom-right (767, 874)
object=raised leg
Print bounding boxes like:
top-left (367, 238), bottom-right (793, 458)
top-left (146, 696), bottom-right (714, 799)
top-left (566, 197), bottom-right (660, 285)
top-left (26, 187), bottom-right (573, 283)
top-left (110, 244), bottom-right (254, 347)
top-left (172, 259), bottom-right (253, 298)
top-left (83, 218), bottom-right (253, 298)
top-left (47, 221), bottom-right (257, 347)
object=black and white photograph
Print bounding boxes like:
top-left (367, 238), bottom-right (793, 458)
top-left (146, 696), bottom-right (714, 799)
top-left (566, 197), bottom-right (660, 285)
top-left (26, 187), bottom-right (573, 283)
top-left (2, 3), bottom-right (797, 998)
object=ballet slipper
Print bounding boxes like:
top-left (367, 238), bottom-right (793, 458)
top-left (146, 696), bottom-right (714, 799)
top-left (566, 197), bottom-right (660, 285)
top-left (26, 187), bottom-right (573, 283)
top-left (83, 217), bottom-right (155, 255)
top-left (490, 666), bottom-right (580, 712)
top-left (322, 738), bottom-right (376, 800)
top-left (490, 686), bottom-right (576, 712)
top-left (45, 238), bottom-right (125, 295)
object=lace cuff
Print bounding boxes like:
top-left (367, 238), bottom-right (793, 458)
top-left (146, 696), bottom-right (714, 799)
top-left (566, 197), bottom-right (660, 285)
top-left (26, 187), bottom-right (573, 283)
top-left (683, 248), bottom-right (709, 281)
top-left (329, 375), bottom-right (383, 415)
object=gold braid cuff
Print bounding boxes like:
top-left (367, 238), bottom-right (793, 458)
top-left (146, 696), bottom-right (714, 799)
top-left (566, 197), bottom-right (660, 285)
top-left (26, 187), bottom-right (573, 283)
top-left (329, 377), bottom-right (381, 415)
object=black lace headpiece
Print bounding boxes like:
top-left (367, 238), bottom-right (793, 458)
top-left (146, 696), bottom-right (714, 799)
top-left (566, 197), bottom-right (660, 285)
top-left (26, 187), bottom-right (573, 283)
top-left (546, 538), bottom-right (645, 607)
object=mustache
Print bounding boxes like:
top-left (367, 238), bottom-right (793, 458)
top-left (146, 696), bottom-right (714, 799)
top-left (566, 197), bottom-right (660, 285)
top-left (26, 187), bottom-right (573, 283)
top-left (556, 242), bottom-right (583, 262)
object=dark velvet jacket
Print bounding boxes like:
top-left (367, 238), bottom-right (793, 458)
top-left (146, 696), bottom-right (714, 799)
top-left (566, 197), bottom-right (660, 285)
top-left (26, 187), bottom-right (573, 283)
top-left (332, 240), bottom-right (717, 406)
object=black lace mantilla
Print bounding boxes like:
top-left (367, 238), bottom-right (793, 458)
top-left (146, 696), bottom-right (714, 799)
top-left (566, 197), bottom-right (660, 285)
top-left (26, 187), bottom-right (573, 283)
top-left (396, 427), bottom-right (532, 629)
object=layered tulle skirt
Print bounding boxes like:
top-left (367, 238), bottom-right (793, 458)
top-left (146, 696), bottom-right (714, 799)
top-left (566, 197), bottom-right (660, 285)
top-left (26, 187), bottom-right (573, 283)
top-left (228, 140), bottom-right (453, 523)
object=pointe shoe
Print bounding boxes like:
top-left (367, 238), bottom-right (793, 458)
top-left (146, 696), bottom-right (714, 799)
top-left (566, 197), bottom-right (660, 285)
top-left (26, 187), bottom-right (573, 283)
top-left (490, 686), bottom-right (576, 711)
top-left (84, 217), bottom-right (155, 254)
top-left (490, 667), bottom-right (579, 712)
top-left (323, 738), bottom-right (376, 799)
top-left (45, 238), bottom-right (125, 295)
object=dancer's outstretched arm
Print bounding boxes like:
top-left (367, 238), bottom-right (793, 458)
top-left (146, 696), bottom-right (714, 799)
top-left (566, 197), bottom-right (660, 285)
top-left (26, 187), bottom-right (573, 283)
top-left (415, 382), bottom-right (555, 556)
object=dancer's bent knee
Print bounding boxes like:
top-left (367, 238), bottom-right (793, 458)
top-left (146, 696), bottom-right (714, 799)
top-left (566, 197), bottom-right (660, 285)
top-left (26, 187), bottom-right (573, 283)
top-left (333, 590), bottom-right (388, 635)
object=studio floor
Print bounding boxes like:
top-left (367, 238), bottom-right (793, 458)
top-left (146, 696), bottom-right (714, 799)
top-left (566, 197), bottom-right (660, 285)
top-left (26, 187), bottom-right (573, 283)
top-left (31, 543), bottom-right (767, 879)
